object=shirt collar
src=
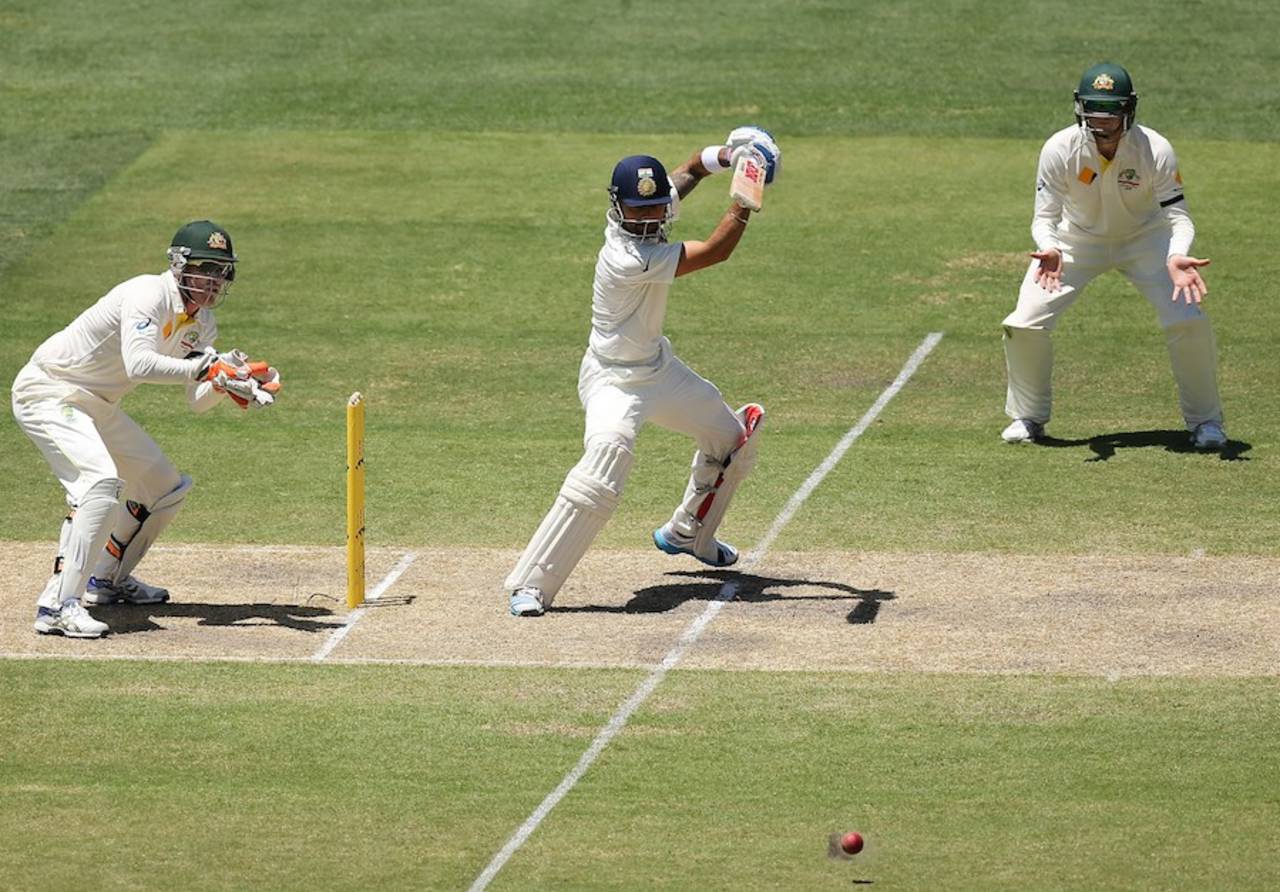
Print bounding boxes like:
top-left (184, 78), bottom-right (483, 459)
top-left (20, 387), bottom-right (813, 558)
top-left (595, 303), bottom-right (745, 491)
top-left (163, 269), bottom-right (186, 316)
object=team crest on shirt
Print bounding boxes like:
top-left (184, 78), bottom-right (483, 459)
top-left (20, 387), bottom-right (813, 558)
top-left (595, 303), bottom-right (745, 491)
top-left (637, 168), bottom-right (657, 197)
top-left (1118, 168), bottom-right (1141, 190)
top-left (1092, 73), bottom-right (1116, 92)
top-left (207, 231), bottom-right (228, 250)
top-left (180, 329), bottom-right (202, 350)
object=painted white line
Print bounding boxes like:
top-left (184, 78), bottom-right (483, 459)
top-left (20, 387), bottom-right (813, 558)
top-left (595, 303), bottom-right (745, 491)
top-left (751, 331), bottom-right (944, 558)
top-left (311, 551), bottom-right (418, 662)
top-left (468, 332), bottom-right (944, 892)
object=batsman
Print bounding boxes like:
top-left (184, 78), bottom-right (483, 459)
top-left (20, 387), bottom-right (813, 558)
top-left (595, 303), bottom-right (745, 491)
top-left (11, 220), bottom-right (282, 638)
top-left (505, 127), bottom-right (781, 617)
top-left (1001, 63), bottom-right (1227, 449)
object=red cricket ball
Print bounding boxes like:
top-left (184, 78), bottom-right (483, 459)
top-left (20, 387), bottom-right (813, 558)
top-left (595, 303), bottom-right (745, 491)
top-left (840, 831), bottom-right (864, 855)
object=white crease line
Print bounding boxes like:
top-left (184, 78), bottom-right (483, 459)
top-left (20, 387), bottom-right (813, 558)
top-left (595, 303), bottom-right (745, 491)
top-left (468, 332), bottom-right (944, 892)
top-left (311, 551), bottom-right (418, 662)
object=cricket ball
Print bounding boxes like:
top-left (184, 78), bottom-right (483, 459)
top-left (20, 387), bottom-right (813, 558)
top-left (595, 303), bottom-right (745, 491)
top-left (840, 831), bottom-right (864, 855)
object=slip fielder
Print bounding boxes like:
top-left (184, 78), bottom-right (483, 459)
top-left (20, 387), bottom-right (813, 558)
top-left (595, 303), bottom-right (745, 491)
top-left (1001, 62), bottom-right (1227, 449)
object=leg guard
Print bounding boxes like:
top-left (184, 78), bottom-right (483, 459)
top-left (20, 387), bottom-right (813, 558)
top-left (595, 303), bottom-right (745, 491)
top-left (504, 438), bottom-right (633, 606)
top-left (58, 477), bottom-right (123, 604)
top-left (37, 513), bottom-right (76, 610)
top-left (668, 404), bottom-right (764, 563)
top-left (1003, 326), bottom-right (1053, 423)
top-left (92, 474), bottom-right (193, 586)
top-left (1165, 318), bottom-right (1223, 428)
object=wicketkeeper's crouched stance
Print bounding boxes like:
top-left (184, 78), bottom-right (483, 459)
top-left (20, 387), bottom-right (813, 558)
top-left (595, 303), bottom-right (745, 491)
top-left (505, 127), bottom-right (782, 617)
top-left (1002, 62), bottom-right (1226, 449)
top-left (11, 220), bottom-right (281, 638)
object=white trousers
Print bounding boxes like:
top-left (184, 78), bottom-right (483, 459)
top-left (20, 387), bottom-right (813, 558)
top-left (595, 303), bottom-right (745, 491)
top-left (503, 340), bottom-right (745, 601)
top-left (11, 364), bottom-right (181, 519)
top-left (1002, 228), bottom-right (1223, 427)
top-left (579, 339), bottom-right (744, 458)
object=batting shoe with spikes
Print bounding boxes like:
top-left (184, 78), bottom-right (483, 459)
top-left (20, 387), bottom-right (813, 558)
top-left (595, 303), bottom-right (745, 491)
top-left (1001, 418), bottom-right (1045, 444)
top-left (1190, 421), bottom-right (1227, 450)
top-left (509, 586), bottom-right (546, 617)
top-left (652, 523), bottom-right (739, 568)
top-left (83, 575), bottom-right (170, 606)
top-left (33, 600), bottom-right (109, 639)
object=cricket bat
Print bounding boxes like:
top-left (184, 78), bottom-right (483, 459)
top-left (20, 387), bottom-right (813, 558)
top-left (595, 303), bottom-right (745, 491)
top-left (729, 152), bottom-right (765, 211)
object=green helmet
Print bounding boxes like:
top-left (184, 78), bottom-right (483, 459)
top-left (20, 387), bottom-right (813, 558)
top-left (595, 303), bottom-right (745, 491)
top-left (1074, 62), bottom-right (1138, 134)
top-left (167, 220), bottom-right (237, 309)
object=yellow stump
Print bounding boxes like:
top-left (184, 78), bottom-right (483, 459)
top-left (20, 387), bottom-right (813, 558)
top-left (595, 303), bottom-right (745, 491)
top-left (346, 392), bottom-right (366, 608)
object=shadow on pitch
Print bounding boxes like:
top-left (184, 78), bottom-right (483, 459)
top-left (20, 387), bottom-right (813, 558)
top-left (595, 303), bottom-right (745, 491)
top-left (557, 569), bottom-right (895, 624)
top-left (1037, 428), bottom-right (1252, 462)
top-left (101, 602), bottom-right (344, 635)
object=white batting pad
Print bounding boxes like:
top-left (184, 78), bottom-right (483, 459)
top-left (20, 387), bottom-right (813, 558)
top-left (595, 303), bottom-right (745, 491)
top-left (59, 477), bottom-right (123, 603)
top-left (1165, 318), bottom-right (1223, 427)
top-left (669, 404), bottom-right (764, 561)
top-left (1003, 326), bottom-right (1053, 423)
top-left (504, 439), bottom-right (634, 604)
top-left (99, 474), bottom-right (194, 585)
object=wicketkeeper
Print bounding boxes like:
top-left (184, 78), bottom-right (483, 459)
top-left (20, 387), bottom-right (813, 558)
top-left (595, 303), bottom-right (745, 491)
top-left (504, 127), bottom-right (781, 617)
top-left (1001, 63), bottom-right (1227, 449)
top-left (11, 220), bottom-right (281, 638)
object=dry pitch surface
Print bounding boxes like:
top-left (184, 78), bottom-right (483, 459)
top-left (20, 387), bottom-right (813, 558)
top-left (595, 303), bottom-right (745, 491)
top-left (4, 541), bottom-right (1277, 677)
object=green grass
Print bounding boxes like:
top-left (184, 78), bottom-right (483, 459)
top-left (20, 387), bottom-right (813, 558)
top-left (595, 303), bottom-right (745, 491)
top-left (2, 3), bottom-right (1279, 890)
top-left (1, 661), bottom-right (1276, 891)
top-left (2, 132), bottom-right (1276, 553)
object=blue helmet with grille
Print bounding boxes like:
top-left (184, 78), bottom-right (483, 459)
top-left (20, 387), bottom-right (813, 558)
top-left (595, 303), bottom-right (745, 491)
top-left (608, 155), bottom-right (674, 240)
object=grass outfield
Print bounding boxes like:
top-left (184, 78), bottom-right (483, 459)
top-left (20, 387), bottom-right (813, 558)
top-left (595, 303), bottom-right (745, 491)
top-left (2, 132), bottom-right (1278, 554)
top-left (3, 2), bottom-right (1278, 890)
top-left (1, 661), bottom-right (1276, 891)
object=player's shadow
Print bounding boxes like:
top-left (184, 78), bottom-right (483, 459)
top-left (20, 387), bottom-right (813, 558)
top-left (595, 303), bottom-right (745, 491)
top-left (1038, 429), bottom-right (1251, 462)
top-left (102, 602), bottom-right (343, 635)
top-left (558, 569), bottom-right (895, 624)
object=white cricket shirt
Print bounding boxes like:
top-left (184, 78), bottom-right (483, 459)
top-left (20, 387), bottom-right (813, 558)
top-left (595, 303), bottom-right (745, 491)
top-left (1032, 123), bottom-right (1194, 257)
top-left (29, 270), bottom-right (217, 404)
top-left (587, 217), bottom-right (683, 365)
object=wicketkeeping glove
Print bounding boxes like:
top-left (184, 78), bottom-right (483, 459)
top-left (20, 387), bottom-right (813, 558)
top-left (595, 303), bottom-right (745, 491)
top-left (726, 125), bottom-right (781, 184)
top-left (215, 371), bottom-right (274, 409)
top-left (196, 348), bottom-right (280, 409)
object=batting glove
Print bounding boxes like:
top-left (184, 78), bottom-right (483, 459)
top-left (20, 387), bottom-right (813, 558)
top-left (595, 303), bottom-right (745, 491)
top-left (726, 125), bottom-right (781, 184)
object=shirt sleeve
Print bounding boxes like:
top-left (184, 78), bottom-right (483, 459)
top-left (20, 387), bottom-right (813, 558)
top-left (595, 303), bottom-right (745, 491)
top-left (600, 237), bottom-right (682, 285)
top-left (119, 290), bottom-right (203, 383)
top-left (637, 240), bottom-right (682, 284)
top-left (1031, 140), bottom-right (1066, 252)
top-left (1151, 137), bottom-right (1195, 257)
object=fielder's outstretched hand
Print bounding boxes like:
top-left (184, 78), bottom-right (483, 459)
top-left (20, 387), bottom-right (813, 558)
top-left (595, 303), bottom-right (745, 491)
top-left (1030, 247), bottom-right (1062, 292)
top-left (1168, 254), bottom-right (1211, 304)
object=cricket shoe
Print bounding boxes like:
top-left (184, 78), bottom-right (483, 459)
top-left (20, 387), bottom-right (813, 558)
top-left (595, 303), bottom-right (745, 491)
top-left (33, 600), bottom-right (108, 639)
top-left (1001, 418), bottom-right (1045, 444)
top-left (1190, 421), bottom-right (1227, 450)
top-left (509, 586), bottom-right (546, 617)
top-left (83, 575), bottom-right (170, 606)
top-left (652, 523), bottom-right (739, 568)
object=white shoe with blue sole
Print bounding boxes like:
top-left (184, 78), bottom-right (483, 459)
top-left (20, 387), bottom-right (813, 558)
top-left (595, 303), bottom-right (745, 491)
top-left (652, 524), bottom-right (739, 568)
